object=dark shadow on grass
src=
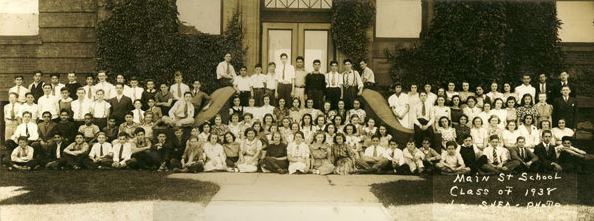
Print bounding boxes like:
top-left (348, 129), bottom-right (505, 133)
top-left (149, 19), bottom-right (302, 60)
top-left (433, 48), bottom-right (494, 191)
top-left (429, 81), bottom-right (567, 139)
top-left (0, 170), bottom-right (219, 205)
top-left (371, 173), bottom-right (594, 207)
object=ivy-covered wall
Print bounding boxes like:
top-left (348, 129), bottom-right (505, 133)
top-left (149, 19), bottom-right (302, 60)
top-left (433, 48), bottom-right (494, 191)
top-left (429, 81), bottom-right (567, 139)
top-left (387, 0), bottom-right (565, 91)
top-left (96, 0), bottom-right (246, 94)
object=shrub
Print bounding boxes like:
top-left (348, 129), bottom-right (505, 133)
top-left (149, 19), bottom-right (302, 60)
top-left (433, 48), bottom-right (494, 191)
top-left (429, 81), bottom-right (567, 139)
top-left (387, 1), bottom-right (564, 90)
top-left (96, 0), bottom-right (246, 94)
top-left (331, 0), bottom-right (375, 62)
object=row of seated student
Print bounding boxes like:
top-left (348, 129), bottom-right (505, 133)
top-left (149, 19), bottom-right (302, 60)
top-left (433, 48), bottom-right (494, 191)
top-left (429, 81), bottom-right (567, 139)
top-left (3, 110), bottom-right (591, 175)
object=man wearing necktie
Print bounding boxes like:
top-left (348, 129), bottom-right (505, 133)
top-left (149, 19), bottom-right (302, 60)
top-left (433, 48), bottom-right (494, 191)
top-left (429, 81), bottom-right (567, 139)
top-left (216, 53), bottom-right (236, 86)
top-left (163, 92), bottom-right (195, 127)
top-left (275, 53), bottom-right (295, 105)
top-left (552, 85), bottom-right (578, 128)
top-left (4, 136), bottom-right (37, 170)
top-left (341, 59), bottom-right (363, 110)
top-left (509, 136), bottom-right (539, 172)
top-left (325, 61), bottom-right (343, 110)
top-left (413, 92), bottom-right (435, 148)
top-left (4, 93), bottom-right (21, 142)
top-left (356, 136), bottom-right (390, 174)
top-left (534, 130), bottom-right (562, 172)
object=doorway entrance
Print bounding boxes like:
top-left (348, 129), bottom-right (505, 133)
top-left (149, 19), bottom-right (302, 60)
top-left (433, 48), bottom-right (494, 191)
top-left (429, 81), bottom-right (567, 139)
top-left (262, 23), bottom-right (333, 73)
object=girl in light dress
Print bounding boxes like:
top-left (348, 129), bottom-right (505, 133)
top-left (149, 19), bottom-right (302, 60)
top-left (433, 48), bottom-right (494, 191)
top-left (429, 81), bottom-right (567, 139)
top-left (505, 96), bottom-right (518, 124)
top-left (287, 131), bottom-right (310, 174)
top-left (313, 115), bottom-right (327, 133)
top-left (437, 117), bottom-right (456, 150)
top-left (228, 113), bottom-right (242, 138)
top-left (478, 102), bottom-right (494, 129)
top-left (259, 95), bottom-right (275, 119)
top-left (462, 97), bottom-right (481, 127)
top-left (324, 123), bottom-right (337, 146)
top-left (344, 124), bottom-right (363, 158)
top-left (551, 119), bottom-right (574, 146)
top-left (203, 134), bottom-right (227, 172)
top-left (518, 114), bottom-right (539, 150)
top-left (486, 115), bottom-right (503, 144)
top-left (300, 114), bottom-right (314, 143)
top-left (378, 125), bottom-right (392, 148)
top-left (534, 93), bottom-right (553, 126)
top-left (198, 123), bottom-right (211, 143)
top-left (331, 133), bottom-right (357, 175)
top-left (236, 128), bottom-right (262, 173)
top-left (361, 118), bottom-right (377, 147)
top-left (309, 132), bottom-right (335, 175)
top-left (288, 98), bottom-right (301, 123)
top-left (285, 122), bottom-right (300, 144)
top-left (502, 120), bottom-right (521, 149)
top-left (491, 98), bottom-right (507, 129)
top-left (244, 98), bottom-right (260, 121)
top-left (433, 96), bottom-right (451, 129)
top-left (502, 82), bottom-right (518, 105)
top-left (262, 113), bottom-right (275, 134)
top-left (470, 117), bottom-right (488, 150)
top-left (278, 117), bottom-right (293, 144)
top-left (333, 115), bottom-right (345, 133)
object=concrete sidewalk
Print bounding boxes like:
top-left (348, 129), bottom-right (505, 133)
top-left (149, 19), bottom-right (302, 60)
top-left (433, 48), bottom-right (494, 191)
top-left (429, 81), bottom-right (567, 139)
top-left (168, 173), bottom-right (423, 221)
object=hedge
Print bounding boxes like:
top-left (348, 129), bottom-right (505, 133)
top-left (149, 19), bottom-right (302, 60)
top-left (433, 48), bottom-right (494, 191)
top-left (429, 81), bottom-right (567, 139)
top-left (96, 0), bottom-right (246, 94)
top-left (331, 0), bottom-right (375, 62)
top-left (387, 0), bottom-right (565, 90)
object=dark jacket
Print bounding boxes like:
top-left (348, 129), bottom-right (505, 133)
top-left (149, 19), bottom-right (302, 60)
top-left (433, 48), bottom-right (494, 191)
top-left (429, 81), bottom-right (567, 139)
top-left (109, 95), bottom-right (133, 123)
top-left (552, 96), bottom-right (578, 128)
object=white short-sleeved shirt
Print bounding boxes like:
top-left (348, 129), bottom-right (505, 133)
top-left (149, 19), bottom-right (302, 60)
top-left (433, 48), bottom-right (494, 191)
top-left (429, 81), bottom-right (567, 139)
top-left (250, 74), bottom-right (266, 88)
top-left (234, 76), bottom-right (253, 92)
top-left (91, 100), bottom-right (111, 118)
top-left (38, 95), bottom-right (59, 119)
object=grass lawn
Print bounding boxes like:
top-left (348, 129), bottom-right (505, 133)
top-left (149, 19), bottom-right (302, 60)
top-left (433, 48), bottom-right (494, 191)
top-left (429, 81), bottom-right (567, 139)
top-left (371, 173), bottom-right (594, 220)
top-left (0, 170), bottom-right (219, 205)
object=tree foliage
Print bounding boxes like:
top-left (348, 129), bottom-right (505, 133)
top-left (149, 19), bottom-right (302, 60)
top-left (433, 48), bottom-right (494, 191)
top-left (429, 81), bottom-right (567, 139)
top-left (96, 0), bottom-right (246, 94)
top-left (331, 0), bottom-right (375, 62)
top-left (387, 0), bottom-right (565, 89)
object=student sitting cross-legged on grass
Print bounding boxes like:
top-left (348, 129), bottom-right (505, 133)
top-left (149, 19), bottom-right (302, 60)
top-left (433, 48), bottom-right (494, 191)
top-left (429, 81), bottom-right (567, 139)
top-left (384, 139), bottom-right (409, 174)
top-left (483, 135), bottom-right (518, 173)
top-left (437, 141), bottom-right (471, 175)
top-left (111, 132), bottom-right (135, 169)
top-left (203, 134), bottom-right (227, 172)
top-left (44, 132), bottom-right (68, 169)
top-left (172, 136), bottom-right (205, 173)
top-left (355, 135), bottom-right (390, 174)
top-left (78, 113), bottom-right (100, 143)
top-left (58, 133), bottom-right (89, 170)
top-left (84, 132), bottom-right (114, 169)
top-left (129, 128), bottom-right (153, 169)
top-left (5, 136), bottom-right (37, 170)
top-left (508, 136), bottom-right (540, 173)
top-left (402, 139), bottom-right (425, 175)
top-left (419, 138), bottom-right (441, 174)
top-left (556, 136), bottom-right (594, 174)
top-left (152, 132), bottom-right (172, 172)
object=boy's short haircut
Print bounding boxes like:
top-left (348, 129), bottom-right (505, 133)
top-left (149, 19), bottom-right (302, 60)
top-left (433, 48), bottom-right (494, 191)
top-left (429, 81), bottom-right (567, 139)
top-left (146, 79), bottom-right (154, 83)
top-left (255, 63), bottom-right (262, 68)
top-left (313, 59), bottom-right (321, 64)
top-left (118, 132), bottom-right (128, 137)
top-left (147, 97), bottom-right (155, 102)
top-left (330, 60), bottom-right (338, 66)
top-left (516, 136), bottom-right (525, 143)
top-left (114, 82), bottom-right (124, 87)
top-left (174, 71), bottom-right (183, 78)
top-left (157, 131), bottom-right (167, 136)
top-left (86, 74), bottom-right (94, 79)
top-left (97, 132), bottom-right (107, 137)
top-left (130, 76), bottom-right (139, 82)
top-left (241, 66), bottom-right (247, 70)
top-left (84, 113), bottom-right (93, 118)
top-left (243, 112), bottom-right (254, 118)
top-left (389, 139), bottom-right (398, 144)
top-left (561, 136), bottom-right (572, 143)
top-left (296, 56), bottom-right (304, 62)
top-left (174, 127), bottom-right (183, 132)
top-left (60, 109), bottom-right (70, 114)
top-left (75, 133), bottom-right (85, 138)
top-left (134, 127), bottom-right (145, 135)
top-left (42, 111), bottom-right (52, 117)
top-left (406, 139), bottom-right (415, 144)
top-left (15, 75), bottom-right (24, 80)
top-left (33, 71), bottom-right (43, 75)
top-left (50, 73), bottom-right (60, 78)
top-left (422, 137), bottom-right (431, 142)
top-left (280, 53), bottom-right (288, 58)
top-left (18, 136), bottom-right (28, 142)
top-left (68, 71), bottom-right (76, 75)
top-left (8, 92), bottom-right (18, 97)
top-left (53, 131), bottom-right (63, 137)
top-left (268, 62), bottom-right (276, 67)
top-left (184, 91), bottom-right (193, 96)
top-left (343, 58), bottom-right (352, 64)
top-left (360, 59), bottom-right (367, 64)
top-left (22, 111), bottom-right (32, 117)
top-left (445, 141), bottom-right (457, 148)
top-left (370, 134), bottom-right (380, 140)
top-left (125, 111), bottom-right (134, 117)
top-left (43, 84), bottom-right (52, 89)
top-left (60, 87), bottom-right (69, 92)
top-left (489, 135), bottom-right (499, 141)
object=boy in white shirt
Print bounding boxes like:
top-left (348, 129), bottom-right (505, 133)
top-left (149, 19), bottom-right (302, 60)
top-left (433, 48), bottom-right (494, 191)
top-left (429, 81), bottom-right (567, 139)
top-left (356, 135), bottom-right (390, 174)
top-left (437, 141), bottom-right (471, 175)
top-left (251, 64), bottom-right (266, 106)
top-left (384, 139), bottom-right (408, 174)
top-left (91, 89), bottom-right (111, 129)
top-left (49, 73), bottom-right (65, 97)
top-left (9, 75), bottom-right (29, 103)
top-left (38, 84), bottom-right (60, 120)
top-left (169, 71), bottom-right (190, 103)
top-left (83, 74), bottom-right (95, 100)
top-left (402, 140), bottom-right (425, 175)
top-left (111, 132), bottom-right (135, 169)
top-left (127, 76), bottom-right (144, 102)
top-left (360, 59), bottom-right (375, 89)
top-left (18, 93), bottom-right (38, 122)
top-left (5, 136), bottom-right (37, 170)
top-left (264, 62), bottom-right (277, 106)
top-left (483, 135), bottom-right (514, 173)
top-left (233, 66), bottom-right (254, 106)
top-left (71, 87), bottom-right (91, 126)
top-left (85, 132), bottom-right (114, 169)
top-left (4, 93), bottom-right (21, 140)
top-left (163, 92), bottom-right (195, 127)
top-left (132, 100), bottom-right (145, 124)
top-left (94, 71), bottom-right (116, 99)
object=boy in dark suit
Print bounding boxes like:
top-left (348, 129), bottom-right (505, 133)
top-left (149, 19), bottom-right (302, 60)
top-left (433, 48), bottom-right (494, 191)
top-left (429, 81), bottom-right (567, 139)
top-left (552, 71), bottom-right (577, 98)
top-left (508, 136), bottom-right (539, 172)
top-left (44, 132), bottom-right (68, 169)
top-left (535, 73), bottom-right (553, 102)
top-left (109, 82), bottom-right (134, 124)
top-left (534, 130), bottom-right (562, 172)
top-left (552, 85), bottom-right (578, 128)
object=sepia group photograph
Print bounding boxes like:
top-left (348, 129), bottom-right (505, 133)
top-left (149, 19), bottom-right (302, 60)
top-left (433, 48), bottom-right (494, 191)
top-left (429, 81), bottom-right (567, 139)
top-left (0, 0), bottom-right (593, 220)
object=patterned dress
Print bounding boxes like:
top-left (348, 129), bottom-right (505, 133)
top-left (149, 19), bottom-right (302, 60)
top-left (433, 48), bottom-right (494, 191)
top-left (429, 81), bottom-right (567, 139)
top-left (237, 138), bottom-right (262, 172)
top-left (332, 143), bottom-right (356, 175)
top-left (309, 144), bottom-right (335, 175)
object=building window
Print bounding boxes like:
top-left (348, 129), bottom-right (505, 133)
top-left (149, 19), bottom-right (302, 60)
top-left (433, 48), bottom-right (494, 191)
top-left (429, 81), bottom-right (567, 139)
top-left (0, 0), bottom-right (39, 36)
top-left (375, 0), bottom-right (422, 38)
top-left (264, 0), bottom-right (332, 9)
top-left (177, 0), bottom-right (221, 35)
top-left (557, 1), bottom-right (594, 43)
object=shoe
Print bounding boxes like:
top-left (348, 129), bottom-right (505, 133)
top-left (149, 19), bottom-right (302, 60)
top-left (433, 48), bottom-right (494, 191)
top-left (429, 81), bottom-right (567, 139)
top-left (278, 169), bottom-right (288, 174)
